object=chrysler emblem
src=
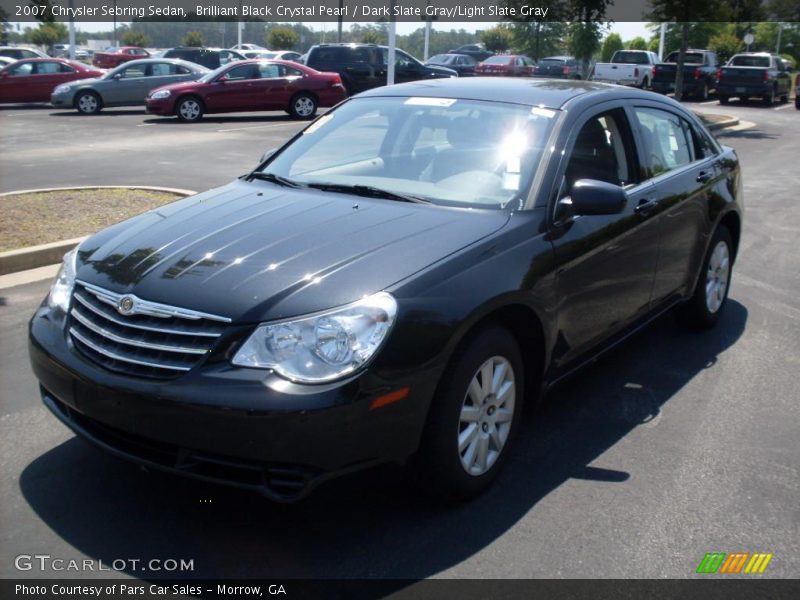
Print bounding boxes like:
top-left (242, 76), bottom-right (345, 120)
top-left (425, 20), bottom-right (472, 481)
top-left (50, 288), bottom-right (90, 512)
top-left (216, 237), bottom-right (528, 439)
top-left (117, 295), bottom-right (135, 315)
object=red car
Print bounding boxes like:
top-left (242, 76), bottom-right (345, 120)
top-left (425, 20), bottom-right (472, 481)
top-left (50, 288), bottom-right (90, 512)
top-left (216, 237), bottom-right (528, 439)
top-left (92, 46), bottom-right (150, 69)
top-left (0, 58), bottom-right (104, 103)
top-left (475, 55), bottom-right (536, 77)
top-left (145, 59), bottom-right (346, 121)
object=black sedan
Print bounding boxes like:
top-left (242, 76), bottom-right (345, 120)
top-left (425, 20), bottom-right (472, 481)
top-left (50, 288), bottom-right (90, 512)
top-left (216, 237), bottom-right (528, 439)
top-left (29, 79), bottom-right (742, 502)
top-left (426, 53), bottom-right (477, 76)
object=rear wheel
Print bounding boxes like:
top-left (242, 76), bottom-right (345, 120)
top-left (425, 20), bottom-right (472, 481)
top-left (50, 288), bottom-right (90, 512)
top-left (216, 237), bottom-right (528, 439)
top-left (75, 91), bottom-right (101, 115)
top-left (697, 82), bottom-right (709, 101)
top-left (780, 91), bottom-right (789, 104)
top-left (411, 326), bottom-right (524, 500)
top-left (681, 226), bottom-right (733, 329)
top-left (763, 86), bottom-right (775, 106)
top-left (718, 95), bottom-right (729, 105)
top-left (288, 92), bottom-right (317, 119)
top-left (176, 96), bottom-right (203, 122)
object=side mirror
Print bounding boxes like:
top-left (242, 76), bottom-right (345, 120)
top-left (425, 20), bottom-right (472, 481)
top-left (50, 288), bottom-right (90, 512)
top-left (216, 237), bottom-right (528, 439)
top-left (259, 148), bottom-right (277, 164)
top-left (559, 179), bottom-right (627, 218)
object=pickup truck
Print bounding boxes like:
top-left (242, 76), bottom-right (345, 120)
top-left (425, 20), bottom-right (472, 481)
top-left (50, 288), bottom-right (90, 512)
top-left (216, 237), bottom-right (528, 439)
top-left (651, 49), bottom-right (719, 100)
top-left (717, 53), bottom-right (791, 105)
top-left (92, 46), bottom-right (150, 69)
top-left (592, 50), bottom-right (659, 88)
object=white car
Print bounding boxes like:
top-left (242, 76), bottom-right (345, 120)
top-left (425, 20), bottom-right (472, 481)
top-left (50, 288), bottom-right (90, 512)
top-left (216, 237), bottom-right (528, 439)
top-left (0, 56), bottom-right (17, 68)
top-left (230, 43), bottom-right (266, 51)
top-left (240, 50), bottom-right (302, 62)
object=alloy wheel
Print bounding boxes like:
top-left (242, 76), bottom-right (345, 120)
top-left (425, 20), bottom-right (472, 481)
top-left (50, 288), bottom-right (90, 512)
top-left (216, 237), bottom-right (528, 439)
top-left (78, 94), bottom-right (98, 114)
top-left (705, 240), bottom-right (730, 314)
top-left (294, 96), bottom-right (315, 117)
top-left (179, 100), bottom-right (201, 121)
top-left (458, 356), bottom-right (516, 476)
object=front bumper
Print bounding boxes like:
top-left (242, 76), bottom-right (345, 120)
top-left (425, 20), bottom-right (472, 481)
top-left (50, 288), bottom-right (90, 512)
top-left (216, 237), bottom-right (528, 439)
top-left (50, 91), bottom-right (75, 107)
top-left (144, 98), bottom-right (174, 115)
top-left (29, 304), bottom-right (436, 501)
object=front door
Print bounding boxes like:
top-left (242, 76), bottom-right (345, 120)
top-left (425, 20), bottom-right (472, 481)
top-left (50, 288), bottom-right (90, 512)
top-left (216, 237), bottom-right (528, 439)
top-left (549, 104), bottom-right (662, 370)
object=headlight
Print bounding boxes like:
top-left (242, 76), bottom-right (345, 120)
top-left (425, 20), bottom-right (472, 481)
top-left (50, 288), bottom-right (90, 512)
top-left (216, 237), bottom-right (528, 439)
top-left (53, 84), bottom-right (72, 94)
top-left (232, 292), bottom-right (397, 383)
top-left (150, 89), bottom-right (171, 100)
top-left (47, 248), bottom-right (78, 312)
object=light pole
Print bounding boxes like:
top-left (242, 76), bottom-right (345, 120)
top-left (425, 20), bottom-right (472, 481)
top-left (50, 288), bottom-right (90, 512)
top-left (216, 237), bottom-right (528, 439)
top-left (113, 0), bottom-right (117, 47)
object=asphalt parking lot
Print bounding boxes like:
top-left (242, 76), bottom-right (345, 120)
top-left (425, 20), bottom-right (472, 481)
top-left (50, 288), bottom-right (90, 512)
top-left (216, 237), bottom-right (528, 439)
top-left (0, 99), bottom-right (799, 581)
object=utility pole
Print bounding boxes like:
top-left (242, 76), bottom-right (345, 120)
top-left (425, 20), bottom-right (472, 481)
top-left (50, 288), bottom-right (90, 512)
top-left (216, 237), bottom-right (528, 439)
top-left (776, 23), bottom-right (783, 55)
top-left (337, 0), bottom-right (343, 43)
top-left (237, 1), bottom-right (243, 48)
top-left (658, 22), bottom-right (666, 61)
top-left (112, 0), bottom-right (117, 46)
top-left (68, 0), bottom-right (76, 59)
top-left (387, 0), bottom-right (396, 85)
top-left (423, 1), bottom-right (432, 61)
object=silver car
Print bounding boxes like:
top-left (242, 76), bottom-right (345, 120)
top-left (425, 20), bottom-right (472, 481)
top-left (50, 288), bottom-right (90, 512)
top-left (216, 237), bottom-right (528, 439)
top-left (51, 58), bottom-right (209, 114)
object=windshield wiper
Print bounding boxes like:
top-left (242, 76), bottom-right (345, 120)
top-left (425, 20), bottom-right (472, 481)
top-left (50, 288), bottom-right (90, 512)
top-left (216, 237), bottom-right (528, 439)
top-left (246, 171), bottom-right (305, 188)
top-left (306, 183), bottom-right (430, 204)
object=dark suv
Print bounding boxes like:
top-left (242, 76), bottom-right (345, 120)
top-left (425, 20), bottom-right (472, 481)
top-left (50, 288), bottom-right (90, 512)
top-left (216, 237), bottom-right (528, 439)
top-left (304, 43), bottom-right (457, 95)
top-left (162, 47), bottom-right (246, 69)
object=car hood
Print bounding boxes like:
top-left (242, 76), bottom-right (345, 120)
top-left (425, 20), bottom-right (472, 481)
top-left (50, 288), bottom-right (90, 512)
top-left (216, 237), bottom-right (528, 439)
top-left (61, 76), bottom-right (103, 88)
top-left (426, 65), bottom-right (458, 77)
top-left (149, 80), bottom-right (203, 95)
top-left (75, 180), bottom-right (511, 323)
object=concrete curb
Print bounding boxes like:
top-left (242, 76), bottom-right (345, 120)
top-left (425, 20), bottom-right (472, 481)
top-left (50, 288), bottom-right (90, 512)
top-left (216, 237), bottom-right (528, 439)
top-left (0, 186), bottom-right (195, 275)
top-left (693, 112), bottom-right (740, 132)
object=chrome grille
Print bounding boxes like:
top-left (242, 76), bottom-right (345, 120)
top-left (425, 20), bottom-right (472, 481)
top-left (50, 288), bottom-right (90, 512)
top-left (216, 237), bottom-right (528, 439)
top-left (69, 281), bottom-right (230, 379)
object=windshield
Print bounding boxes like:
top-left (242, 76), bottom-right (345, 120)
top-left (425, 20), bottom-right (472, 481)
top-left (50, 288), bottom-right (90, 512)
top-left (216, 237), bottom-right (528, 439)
top-left (612, 51), bottom-right (651, 64)
top-left (261, 96), bottom-right (557, 209)
top-left (665, 52), bottom-right (704, 64)
top-left (428, 54), bottom-right (453, 64)
top-left (729, 55), bottom-right (770, 67)
top-left (483, 56), bottom-right (512, 65)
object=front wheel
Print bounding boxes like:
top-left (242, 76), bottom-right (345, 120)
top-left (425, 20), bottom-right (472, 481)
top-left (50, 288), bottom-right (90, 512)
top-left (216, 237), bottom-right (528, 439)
top-left (411, 326), bottom-right (524, 500)
top-left (75, 91), bottom-right (101, 115)
top-left (288, 93), bottom-right (317, 119)
top-left (176, 96), bottom-right (203, 122)
top-left (681, 226), bottom-right (733, 329)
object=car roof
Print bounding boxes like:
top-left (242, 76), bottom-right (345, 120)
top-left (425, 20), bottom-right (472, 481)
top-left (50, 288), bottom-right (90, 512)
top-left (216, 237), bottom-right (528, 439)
top-left (357, 77), bottom-right (656, 110)
top-left (113, 57), bottom-right (206, 68)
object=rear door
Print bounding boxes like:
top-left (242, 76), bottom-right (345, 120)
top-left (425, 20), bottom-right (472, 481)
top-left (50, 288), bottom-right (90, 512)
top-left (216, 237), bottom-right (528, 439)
top-left (549, 103), bottom-right (660, 370)
top-left (627, 104), bottom-right (717, 305)
top-left (29, 61), bottom-right (73, 101)
top-left (103, 62), bottom-right (148, 104)
top-left (253, 62), bottom-right (293, 110)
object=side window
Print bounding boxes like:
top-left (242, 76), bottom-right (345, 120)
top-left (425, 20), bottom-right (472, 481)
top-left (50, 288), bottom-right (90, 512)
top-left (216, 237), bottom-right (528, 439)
top-left (225, 65), bottom-right (256, 80)
top-left (120, 64), bottom-right (146, 78)
top-left (176, 65), bottom-right (192, 75)
top-left (37, 62), bottom-right (61, 74)
top-left (8, 62), bottom-right (34, 76)
top-left (564, 109), bottom-right (635, 192)
top-left (633, 107), bottom-right (693, 176)
top-left (151, 63), bottom-right (176, 76)
top-left (59, 63), bottom-right (75, 73)
top-left (258, 63), bottom-right (281, 79)
top-left (691, 122), bottom-right (720, 159)
top-left (284, 66), bottom-right (303, 77)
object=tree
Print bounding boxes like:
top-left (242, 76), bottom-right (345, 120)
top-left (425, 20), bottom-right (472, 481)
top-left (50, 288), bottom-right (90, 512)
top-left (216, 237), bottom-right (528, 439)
top-left (628, 36), bottom-right (648, 50)
top-left (30, 23), bottom-right (65, 52)
top-left (182, 31), bottom-right (205, 47)
top-left (569, 22), bottom-right (604, 78)
top-left (647, 1), bottom-right (723, 100)
top-left (601, 32), bottom-right (623, 62)
top-left (708, 30), bottom-right (744, 64)
top-left (510, 21), bottom-right (567, 61)
top-left (361, 30), bottom-right (381, 44)
top-left (120, 31), bottom-right (151, 48)
top-left (480, 26), bottom-right (514, 53)
top-left (267, 26), bottom-right (299, 50)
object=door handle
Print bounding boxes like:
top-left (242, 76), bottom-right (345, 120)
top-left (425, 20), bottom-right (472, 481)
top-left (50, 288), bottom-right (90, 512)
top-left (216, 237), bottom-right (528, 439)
top-left (634, 198), bottom-right (659, 214)
top-left (696, 170), bottom-right (713, 183)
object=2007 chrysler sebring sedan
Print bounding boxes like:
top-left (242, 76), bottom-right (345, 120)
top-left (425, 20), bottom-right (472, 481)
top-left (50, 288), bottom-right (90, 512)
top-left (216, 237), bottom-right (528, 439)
top-left (29, 79), bottom-right (742, 501)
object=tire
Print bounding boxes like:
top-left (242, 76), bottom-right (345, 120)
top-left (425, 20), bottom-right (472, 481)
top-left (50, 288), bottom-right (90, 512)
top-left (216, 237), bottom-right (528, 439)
top-left (176, 96), bottom-right (203, 122)
top-left (718, 95), bottom-right (729, 105)
top-left (697, 82), bottom-right (709, 101)
top-left (795, 98), bottom-right (800, 110)
top-left (681, 226), bottom-right (734, 329)
top-left (411, 326), bottom-right (525, 500)
top-left (780, 92), bottom-right (789, 104)
top-left (763, 87), bottom-right (775, 106)
top-left (639, 77), bottom-right (650, 90)
top-left (75, 91), bottom-right (101, 115)
top-left (288, 92), bottom-right (317, 119)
